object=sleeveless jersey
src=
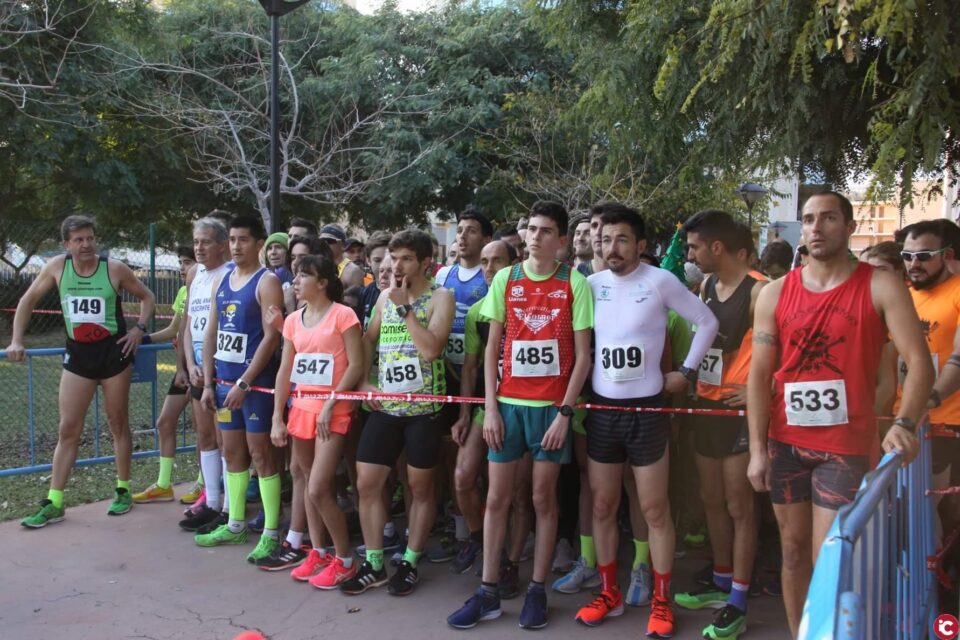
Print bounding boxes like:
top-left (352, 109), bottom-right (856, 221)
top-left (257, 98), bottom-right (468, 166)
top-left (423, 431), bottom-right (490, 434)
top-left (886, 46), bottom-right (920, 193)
top-left (377, 283), bottom-right (446, 416)
top-left (770, 263), bottom-right (884, 455)
top-left (213, 266), bottom-right (276, 386)
top-left (188, 263), bottom-right (229, 366)
top-left (697, 274), bottom-right (758, 401)
top-left (499, 263), bottom-right (575, 403)
top-left (442, 264), bottom-right (488, 371)
top-left (59, 256), bottom-right (123, 343)
top-left (337, 258), bottom-right (350, 278)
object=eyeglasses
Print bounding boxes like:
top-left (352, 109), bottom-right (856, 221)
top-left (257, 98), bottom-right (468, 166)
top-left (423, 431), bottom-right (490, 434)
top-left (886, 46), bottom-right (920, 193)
top-left (322, 237), bottom-right (340, 245)
top-left (900, 248), bottom-right (948, 262)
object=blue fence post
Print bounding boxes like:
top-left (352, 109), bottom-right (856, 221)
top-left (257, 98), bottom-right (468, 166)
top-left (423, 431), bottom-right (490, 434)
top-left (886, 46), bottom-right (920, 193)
top-left (837, 591), bottom-right (863, 639)
top-left (94, 388), bottom-right (101, 458)
top-left (27, 354), bottom-right (36, 466)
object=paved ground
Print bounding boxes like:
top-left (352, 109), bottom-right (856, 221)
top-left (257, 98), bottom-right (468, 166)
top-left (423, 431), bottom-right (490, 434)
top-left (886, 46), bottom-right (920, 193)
top-left (0, 486), bottom-right (792, 640)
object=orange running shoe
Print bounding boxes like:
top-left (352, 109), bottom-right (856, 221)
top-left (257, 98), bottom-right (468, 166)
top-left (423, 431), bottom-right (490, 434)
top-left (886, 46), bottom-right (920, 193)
top-left (574, 588), bottom-right (624, 627)
top-left (646, 597), bottom-right (675, 639)
top-left (291, 549), bottom-right (330, 582)
top-left (310, 555), bottom-right (358, 590)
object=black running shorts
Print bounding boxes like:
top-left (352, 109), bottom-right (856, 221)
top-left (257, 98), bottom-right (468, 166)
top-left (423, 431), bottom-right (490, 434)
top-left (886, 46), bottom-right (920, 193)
top-left (585, 393), bottom-right (669, 467)
top-left (357, 411), bottom-right (443, 469)
top-left (62, 335), bottom-right (133, 381)
top-left (691, 398), bottom-right (749, 459)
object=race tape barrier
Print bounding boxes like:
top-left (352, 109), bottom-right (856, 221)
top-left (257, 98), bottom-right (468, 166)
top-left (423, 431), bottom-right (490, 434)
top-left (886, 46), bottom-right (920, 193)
top-left (0, 307), bottom-right (177, 321)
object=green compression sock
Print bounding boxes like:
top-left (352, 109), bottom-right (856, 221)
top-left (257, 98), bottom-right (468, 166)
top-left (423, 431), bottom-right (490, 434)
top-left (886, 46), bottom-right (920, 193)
top-left (633, 539), bottom-right (650, 570)
top-left (402, 547), bottom-right (423, 568)
top-left (117, 479), bottom-right (130, 491)
top-left (226, 469), bottom-right (250, 523)
top-left (157, 456), bottom-right (174, 489)
top-left (580, 535), bottom-right (596, 568)
top-left (259, 473), bottom-right (281, 531)
top-left (366, 549), bottom-right (384, 571)
top-left (47, 489), bottom-right (64, 509)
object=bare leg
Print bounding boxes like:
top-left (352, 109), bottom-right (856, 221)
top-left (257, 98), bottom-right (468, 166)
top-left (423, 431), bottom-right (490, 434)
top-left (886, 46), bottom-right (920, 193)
top-left (51, 370), bottom-right (98, 490)
top-left (308, 434), bottom-right (348, 555)
top-left (290, 436), bottom-right (314, 541)
top-left (156, 393), bottom-right (189, 458)
top-left (357, 462), bottom-right (391, 553)
top-left (482, 460), bottom-right (520, 583)
top-left (589, 459), bottom-right (624, 567)
top-left (531, 460), bottom-right (562, 583)
top-left (455, 422), bottom-right (487, 534)
top-left (722, 452), bottom-right (757, 585)
top-left (100, 366), bottom-right (134, 482)
top-left (773, 501), bottom-right (813, 638)
top-left (696, 453), bottom-right (733, 569)
top-left (406, 465), bottom-right (437, 554)
top-left (633, 449), bottom-right (674, 576)
top-left (508, 455), bottom-right (533, 561)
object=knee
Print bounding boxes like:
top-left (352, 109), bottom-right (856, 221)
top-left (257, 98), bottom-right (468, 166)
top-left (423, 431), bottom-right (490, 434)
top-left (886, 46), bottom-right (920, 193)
top-left (591, 490), bottom-right (619, 522)
top-left (725, 492), bottom-right (755, 522)
top-left (106, 414), bottom-right (130, 436)
top-left (308, 477), bottom-right (333, 505)
top-left (779, 535), bottom-right (810, 570)
top-left (454, 462), bottom-right (477, 495)
top-left (249, 447), bottom-right (274, 475)
top-left (700, 485), bottom-right (725, 511)
top-left (57, 421), bottom-right (83, 444)
top-left (531, 486), bottom-right (556, 516)
top-left (486, 487), bottom-right (513, 514)
top-left (641, 496), bottom-right (670, 529)
top-left (356, 472), bottom-right (382, 502)
top-left (407, 476), bottom-right (433, 503)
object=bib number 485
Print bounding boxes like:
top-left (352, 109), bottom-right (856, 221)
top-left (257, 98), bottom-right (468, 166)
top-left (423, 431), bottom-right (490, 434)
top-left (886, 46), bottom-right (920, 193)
top-left (511, 339), bottom-right (560, 377)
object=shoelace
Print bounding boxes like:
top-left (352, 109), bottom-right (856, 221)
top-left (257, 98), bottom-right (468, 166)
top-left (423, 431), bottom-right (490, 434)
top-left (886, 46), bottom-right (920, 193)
top-left (650, 598), bottom-right (672, 621)
top-left (584, 591), bottom-right (618, 612)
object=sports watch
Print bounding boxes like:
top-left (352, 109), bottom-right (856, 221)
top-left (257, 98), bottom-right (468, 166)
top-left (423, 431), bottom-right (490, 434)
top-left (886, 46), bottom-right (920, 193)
top-left (678, 365), bottom-right (697, 383)
top-left (559, 404), bottom-right (575, 417)
top-left (396, 304), bottom-right (410, 318)
top-left (237, 379), bottom-right (250, 392)
top-left (136, 322), bottom-right (148, 332)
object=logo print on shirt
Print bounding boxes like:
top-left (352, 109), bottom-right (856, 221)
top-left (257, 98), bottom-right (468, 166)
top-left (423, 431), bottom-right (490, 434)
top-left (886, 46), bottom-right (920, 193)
top-left (513, 307), bottom-right (560, 333)
top-left (785, 327), bottom-right (844, 375)
top-left (920, 318), bottom-right (939, 340)
top-left (547, 290), bottom-right (567, 300)
top-left (511, 285), bottom-right (524, 297)
top-left (222, 303), bottom-right (238, 329)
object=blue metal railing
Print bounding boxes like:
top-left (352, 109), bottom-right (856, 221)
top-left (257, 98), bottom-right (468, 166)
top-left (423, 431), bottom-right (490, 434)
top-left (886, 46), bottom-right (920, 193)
top-left (800, 422), bottom-right (937, 639)
top-left (0, 343), bottom-right (194, 476)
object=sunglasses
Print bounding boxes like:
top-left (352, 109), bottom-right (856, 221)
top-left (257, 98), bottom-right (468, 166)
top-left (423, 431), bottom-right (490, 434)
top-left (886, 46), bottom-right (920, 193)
top-left (900, 248), bottom-right (947, 262)
top-left (322, 237), bottom-right (341, 245)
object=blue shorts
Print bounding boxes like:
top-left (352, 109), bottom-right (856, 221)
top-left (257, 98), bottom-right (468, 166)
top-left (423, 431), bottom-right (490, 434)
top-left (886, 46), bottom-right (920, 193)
top-left (215, 382), bottom-right (273, 434)
top-left (488, 402), bottom-right (572, 464)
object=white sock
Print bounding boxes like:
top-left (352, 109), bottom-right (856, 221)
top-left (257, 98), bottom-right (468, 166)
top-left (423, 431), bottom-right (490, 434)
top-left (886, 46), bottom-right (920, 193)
top-left (263, 527), bottom-right (278, 540)
top-left (227, 519), bottom-right (245, 533)
top-left (221, 456), bottom-right (229, 512)
top-left (454, 514), bottom-right (469, 541)
top-left (384, 521), bottom-right (396, 538)
top-left (286, 530), bottom-right (303, 548)
top-left (200, 449), bottom-right (222, 511)
top-left (339, 555), bottom-right (354, 569)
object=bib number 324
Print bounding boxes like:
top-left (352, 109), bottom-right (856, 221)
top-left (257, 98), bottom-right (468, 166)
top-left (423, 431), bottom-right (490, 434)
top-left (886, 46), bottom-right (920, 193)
top-left (511, 339), bottom-right (560, 377)
top-left (784, 380), bottom-right (848, 427)
top-left (215, 330), bottom-right (247, 364)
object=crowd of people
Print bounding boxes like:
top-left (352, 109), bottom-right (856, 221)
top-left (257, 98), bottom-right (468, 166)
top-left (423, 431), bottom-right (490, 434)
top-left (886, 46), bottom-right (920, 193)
top-left (4, 193), bottom-right (959, 639)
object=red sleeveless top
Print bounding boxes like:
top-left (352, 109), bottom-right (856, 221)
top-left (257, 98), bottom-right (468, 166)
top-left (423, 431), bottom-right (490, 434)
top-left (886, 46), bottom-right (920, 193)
top-left (499, 263), bottom-right (575, 403)
top-left (770, 263), bottom-right (884, 456)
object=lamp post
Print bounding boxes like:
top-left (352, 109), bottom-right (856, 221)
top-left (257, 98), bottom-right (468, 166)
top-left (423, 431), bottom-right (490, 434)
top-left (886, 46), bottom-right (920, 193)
top-left (737, 182), bottom-right (767, 229)
top-left (258, 0), bottom-right (312, 233)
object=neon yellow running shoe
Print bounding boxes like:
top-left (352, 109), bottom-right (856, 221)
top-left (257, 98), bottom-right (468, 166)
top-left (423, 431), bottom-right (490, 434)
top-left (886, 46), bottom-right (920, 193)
top-left (195, 524), bottom-right (247, 547)
top-left (179, 482), bottom-right (204, 504)
top-left (132, 483), bottom-right (174, 503)
top-left (247, 534), bottom-right (280, 564)
top-left (21, 500), bottom-right (65, 529)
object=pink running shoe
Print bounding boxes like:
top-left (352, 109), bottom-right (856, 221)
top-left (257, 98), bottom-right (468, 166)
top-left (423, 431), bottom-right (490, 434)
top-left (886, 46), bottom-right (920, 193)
top-left (182, 488), bottom-right (207, 516)
top-left (291, 549), bottom-right (331, 582)
top-left (310, 556), bottom-right (358, 590)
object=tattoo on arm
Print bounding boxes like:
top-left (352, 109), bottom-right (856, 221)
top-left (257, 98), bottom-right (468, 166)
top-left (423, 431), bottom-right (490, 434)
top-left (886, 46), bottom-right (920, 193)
top-left (753, 330), bottom-right (778, 346)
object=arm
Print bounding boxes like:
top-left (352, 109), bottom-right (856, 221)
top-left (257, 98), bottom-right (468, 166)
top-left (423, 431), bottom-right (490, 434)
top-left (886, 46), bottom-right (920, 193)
top-left (114, 261), bottom-right (156, 356)
top-left (875, 342), bottom-right (898, 417)
top-left (541, 328), bottom-right (592, 451)
top-left (930, 324), bottom-right (960, 406)
top-left (452, 351), bottom-right (480, 446)
top-left (342, 262), bottom-right (364, 290)
top-left (482, 320), bottom-right (505, 451)
top-left (317, 324), bottom-right (364, 441)
top-left (359, 291), bottom-right (386, 409)
top-left (148, 314), bottom-right (180, 344)
top-left (402, 287), bottom-right (454, 362)
top-left (746, 280), bottom-right (783, 493)
top-left (4, 257), bottom-right (62, 361)
top-left (271, 336), bottom-right (295, 447)
top-left (200, 276), bottom-right (222, 412)
top-left (875, 270), bottom-right (932, 462)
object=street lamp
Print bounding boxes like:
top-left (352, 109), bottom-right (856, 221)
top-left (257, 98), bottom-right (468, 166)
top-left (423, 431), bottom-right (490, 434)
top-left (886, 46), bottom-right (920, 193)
top-left (737, 182), bottom-right (767, 229)
top-left (258, 0), bottom-right (312, 233)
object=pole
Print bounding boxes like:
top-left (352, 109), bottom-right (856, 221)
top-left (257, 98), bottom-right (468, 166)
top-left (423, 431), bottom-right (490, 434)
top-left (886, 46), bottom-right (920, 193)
top-left (270, 14), bottom-right (280, 235)
top-left (148, 222), bottom-right (157, 332)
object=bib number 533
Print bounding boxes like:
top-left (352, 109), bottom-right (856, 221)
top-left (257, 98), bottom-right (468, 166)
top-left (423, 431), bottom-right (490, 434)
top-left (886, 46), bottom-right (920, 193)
top-left (784, 379), bottom-right (848, 427)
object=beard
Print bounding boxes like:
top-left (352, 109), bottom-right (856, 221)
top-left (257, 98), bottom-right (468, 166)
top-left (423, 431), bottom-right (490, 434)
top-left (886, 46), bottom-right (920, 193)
top-left (909, 263), bottom-right (946, 290)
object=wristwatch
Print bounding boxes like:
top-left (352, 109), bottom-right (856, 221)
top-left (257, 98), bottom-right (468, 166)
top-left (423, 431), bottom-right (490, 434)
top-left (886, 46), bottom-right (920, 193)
top-left (237, 379), bottom-right (250, 392)
top-left (892, 417), bottom-right (916, 433)
top-left (396, 304), bottom-right (410, 318)
top-left (678, 365), bottom-right (697, 383)
top-left (136, 322), bottom-right (148, 332)
top-left (559, 404), bottom-right (575, 417)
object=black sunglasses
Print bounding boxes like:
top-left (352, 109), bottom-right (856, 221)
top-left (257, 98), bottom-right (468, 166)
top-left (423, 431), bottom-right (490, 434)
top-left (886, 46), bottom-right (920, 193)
top-left (900, 248), bottom-right (947, 262)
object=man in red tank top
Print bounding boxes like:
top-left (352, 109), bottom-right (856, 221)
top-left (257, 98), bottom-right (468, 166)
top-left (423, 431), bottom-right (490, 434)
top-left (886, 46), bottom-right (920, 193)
top-left (747, 191), bottom-right (931, 637)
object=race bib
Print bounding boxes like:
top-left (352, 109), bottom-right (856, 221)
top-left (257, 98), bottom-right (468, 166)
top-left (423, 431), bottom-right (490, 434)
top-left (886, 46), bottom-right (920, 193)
top-left (381, 356), bottom-right (424, 393)
top-left (699, 347), bottom-right (723, 386)
top-left (599, 343), bottom-right (645, 382)
top-left (897, 353), bottom-right (939, 387)
top-left (511, 339), bottom-right (560, 378)
top-left (446, 332), bottom-right (466, 365)
top-left (784, 380), bottom-right (848, 427)
top-left (291, 353), bottom-right (334, 386)
top-left (66, 296), bottom-right (105, 324)
top-left (191, 313), bottom-right (209, 339)
top-left (215, 330), bottom-right (247, 364)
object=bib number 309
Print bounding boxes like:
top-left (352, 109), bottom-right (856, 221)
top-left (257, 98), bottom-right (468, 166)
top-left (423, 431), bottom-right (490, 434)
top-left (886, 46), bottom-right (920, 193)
top-left (600, 344), bottom-right (644, 381)
top-left (511, 339), bottom-right (560, 377)
top-left (784, 379), bottom-right (848, 427)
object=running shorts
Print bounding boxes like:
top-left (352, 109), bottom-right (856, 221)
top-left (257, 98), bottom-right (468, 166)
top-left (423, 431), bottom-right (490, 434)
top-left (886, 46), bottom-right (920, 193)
top-left (768, 439), bottom-right (869, 509)
top-left (586, 393), bottom-right (669, 467)
top-left (691, 398), bottom-right (748, 459)
top-left (489, 402), bottom-right (572, 465)
top-left (214, 382), bottom-right (273, 434)
top-left (356, 410), bottom-right (442, 469)
top-left (62, 335), bottom-right (133, 380)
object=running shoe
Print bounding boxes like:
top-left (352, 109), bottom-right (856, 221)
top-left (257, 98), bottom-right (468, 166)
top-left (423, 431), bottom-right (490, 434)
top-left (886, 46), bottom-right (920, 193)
top-left (646, 597), bottom-right (675, 638)
top-left (626, 563), bottom-right (653, 607)
top-left (552, 538), bottom-right (576, 573)
top-left (195, 511), bottom-right (228, 535)
top-left (450, 539), bottom-right (482, 575)
top-left (390, 484), bottom-right (405, 517)
top-left (447, 589), bottom-right (502, 629)
top-left (498, 561), bottom-right (520, 599)
top-left (575, 588), bottom-right (624, 627)
top-left (256, 540), bottom-right (307, 571)
top-left (247, 534), bottom-right (280, 564)
top-left (674, 583), bottom-right (729, 610)
top-left (551, 557), bottom-right (601, 594)
top-left (107, 488), bottom-right (133, 516)
top-left (246, 476), bottom-right (260, 503)
top-left (246, 509), bottom-right (265, 533)
top-left (21, 500), bottom-right (65, 529)
top-left (390, 546), bottom-right (407, 567)
top-left (178, 505), bottom-right (221, 532)
top-left (426, 536), bottom-right (458, 563)
top-left (694, 562), bottom-right (714, 586)
top-left (518, 587), bottom-right (548, 629)
top-left (179, 481), bottom-right (204, 505)
top-left (132, 483), bottom-right (174, 503)
top-left (355, 530), bottom-right (404, 557)
top-left (702, 604), bottom-right (747, 639)
top-left (182, 489), bottom-right (207, 517)
top-left (291, 549), bottom-right (331, 582)
top-left (387, 560), bottom-right (419, 596)
top-left (310, 556), bottom-right (357, 590)
top-left (340, 561), bottom-right (388, 595)
top-left (195, 524), bottom-right (247, 547)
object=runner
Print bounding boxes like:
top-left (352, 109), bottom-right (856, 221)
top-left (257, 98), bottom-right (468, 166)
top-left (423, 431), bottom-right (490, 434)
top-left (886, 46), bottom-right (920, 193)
top-left (178, 217), bottom-right (231, 533)
top-left (674, 209), bottom-right (764, 639)
top-left (572, 205), bottom-right (718, 637)
top-left (341, 229), bottom-right (455, 596)
top-left (264, 255), bottom-right (365, 583)
top-left (263, 232), bottom-right (294, 288)
top-left (450, 239), bottom-right (519, 574)
top-left (747, 191), bottom-right (930, 637)
top-left (319, 224), bottom-right (364, 289)
top-left (10, 214), bottom-right (155, 527)
top-left (287, 217), bottom-right (318, 240)
top-left (196, 216), bottom-right (285, 566)
top-left (133, 245), bottom-right (196, 503)
top-left (570, 213), bottom-right (592, 275)
top-left (447, 200), bottom-right (594, 630)
top-left (357, 231), bottom-right (391, 325)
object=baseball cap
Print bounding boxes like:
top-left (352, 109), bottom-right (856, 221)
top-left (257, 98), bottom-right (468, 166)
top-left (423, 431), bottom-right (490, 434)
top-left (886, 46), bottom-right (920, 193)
top-left (345, 237), bottom-right (363, 249)
top-left (319, 224), bottom-right (346, 243)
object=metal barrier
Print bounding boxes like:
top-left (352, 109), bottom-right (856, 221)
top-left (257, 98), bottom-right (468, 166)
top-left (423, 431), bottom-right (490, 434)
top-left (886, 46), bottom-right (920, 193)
top-left (799, 421), bottom-right (937, 639)
top-left (0, 343), bottom-right (195, 477)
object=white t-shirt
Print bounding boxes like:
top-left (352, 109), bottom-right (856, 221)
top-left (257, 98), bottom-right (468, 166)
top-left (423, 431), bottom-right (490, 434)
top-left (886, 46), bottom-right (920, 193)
top-left (588, 263), bottom-right (718, 399)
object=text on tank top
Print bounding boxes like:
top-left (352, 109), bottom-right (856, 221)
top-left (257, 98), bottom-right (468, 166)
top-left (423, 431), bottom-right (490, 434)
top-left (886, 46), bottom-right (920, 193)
top-left (59, 256), bottom-right (124, 343)
top-left (214, 267), bottom-right (275, 385)
top-left (770, 262), bottom-right (884, 455)
top-left (189, 263), bottom-right (229, 348)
